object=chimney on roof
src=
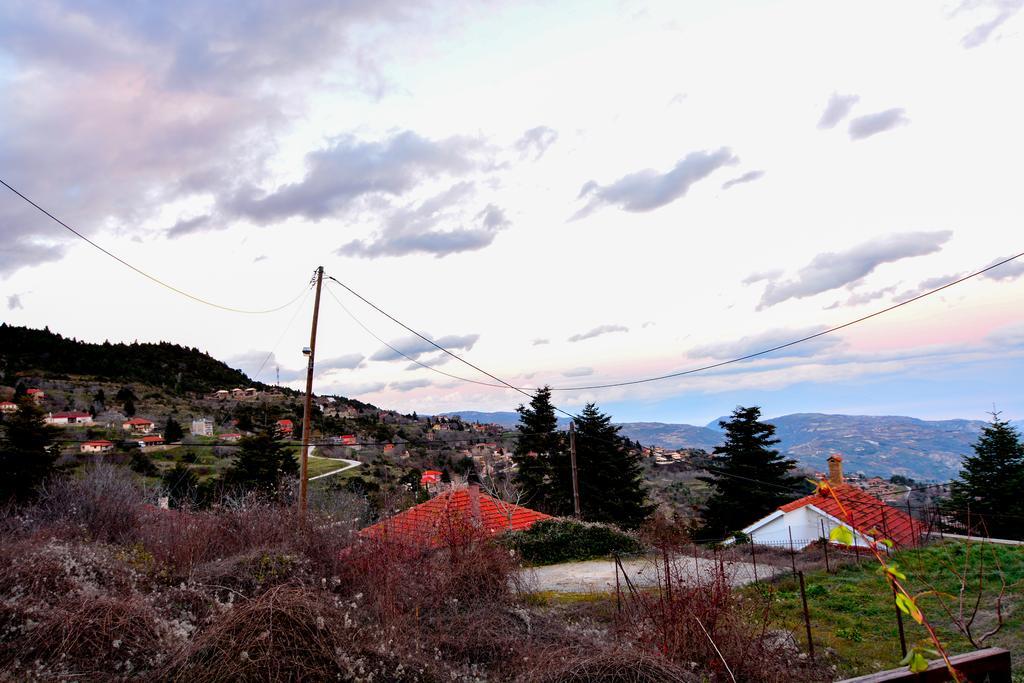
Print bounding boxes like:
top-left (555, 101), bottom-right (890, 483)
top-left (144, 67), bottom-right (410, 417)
top-left (827, 454), bottom-right (844, 486)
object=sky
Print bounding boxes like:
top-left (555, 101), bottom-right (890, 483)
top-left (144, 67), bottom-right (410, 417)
top-left (1, 0), bottom-right (1023, 425)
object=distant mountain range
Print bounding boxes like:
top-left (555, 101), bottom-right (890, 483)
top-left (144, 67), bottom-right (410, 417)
top-left (441, 410), bottom-right (1006, 481)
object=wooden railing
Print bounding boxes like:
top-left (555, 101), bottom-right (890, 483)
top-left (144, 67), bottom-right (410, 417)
top-left (839, 647), bottom-right (1011, 682)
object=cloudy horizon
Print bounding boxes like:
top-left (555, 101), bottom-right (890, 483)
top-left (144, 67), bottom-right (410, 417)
top-left (2, 1), bottom-right (1022, 425)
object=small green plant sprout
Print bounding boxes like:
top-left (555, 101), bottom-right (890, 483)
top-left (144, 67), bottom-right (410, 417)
top-left (901, 644), bottom-right (939, 673)
top-left (829, 525), bottom-right (854, 546)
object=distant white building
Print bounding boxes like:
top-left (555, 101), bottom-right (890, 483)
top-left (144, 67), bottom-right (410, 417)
top-left (191, 417), bottom-right (215, 436)
top-left (45, 411), bottom-right (94, 426)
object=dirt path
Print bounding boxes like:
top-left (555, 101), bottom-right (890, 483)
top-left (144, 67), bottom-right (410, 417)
top-left (523, 554), bottom-right (783, 593)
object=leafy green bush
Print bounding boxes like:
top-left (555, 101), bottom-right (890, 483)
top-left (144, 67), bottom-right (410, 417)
top-left (502, 518), bottom-right (645, 566)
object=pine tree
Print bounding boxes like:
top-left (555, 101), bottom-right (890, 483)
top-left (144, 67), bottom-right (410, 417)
top-left (224, 428), bottom-right (299, 500)
top-left (0, 398), bottom-right (60, 501)
top-left (572, 403), bottom-right (653, 528)
top-left (512, 386), bottom-right (564, 512)
top-left (164, 416), bottom-right (184, 443)
top-left (946, 413), bottom-right (1024, 539)
top-left (164, 463), bottom-right (200, 507)
top-left (698, 406), bottom-right (800, 540)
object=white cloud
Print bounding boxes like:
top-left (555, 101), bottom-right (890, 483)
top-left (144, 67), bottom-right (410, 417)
top-left (573, 148), bottom-right (737, 217)
top-left (758, 231), bottom-right (951, 308)
top-left (568, 324), bottom-right (629, 343)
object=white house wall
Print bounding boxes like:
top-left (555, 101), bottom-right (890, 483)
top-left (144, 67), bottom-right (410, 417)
top-left (747, 506), bottom-right (872, 549)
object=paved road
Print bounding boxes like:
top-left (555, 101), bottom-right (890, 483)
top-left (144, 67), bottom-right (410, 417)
top-left (523, 554), bottom-right (782, 593)
top-left (307, 447), bottom-right (362, 480)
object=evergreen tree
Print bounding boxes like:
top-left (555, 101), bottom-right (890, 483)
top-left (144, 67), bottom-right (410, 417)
top-left (115, 386), bottom-right (137, 404)
top-left (945, 413), bottom-right (1024, 539)
top-left (572, 403), bottom-right (653, 528)
top-left (123, 397), bottom-right (136, 417)
top-left (13, 382), bottom-right (27, 400)
top-left (0, 398), bottom-right (60, 501)
top-left (164, 416), bottom-right (184, 443)
top-left (93, 388), bottom-right (106, 410)
top-left (163, 463), bottom-right (200, 507)
top-left (223, 428), bottom-right (298, 499)
top-left (512, 386), bottom-right (564, 512)
top-left (698, 406), bottom-right (800, 540)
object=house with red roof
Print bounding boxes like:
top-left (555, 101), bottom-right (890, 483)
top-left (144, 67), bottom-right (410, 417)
top-left (1, 401), bottom-right (20, 414)
top-left (735, 455), bottom-right (920, 550)
top-left (26, 388), bottom-right (45, 403)
top-left (136, 434), bottom-right (165, 448)
top-left (123, 417), bottom-right (155, 434)
top-left (275, 419), bottom-right (294, 437)
top-left (45, 411), bottom-right (94, 425)
top-left (360, 483), bottom-right (551, 548)
top-left (80, 440), bottom-right (114, 454)
top-left (420, 469), bottom-right (443, 486)
top-left (220, 432), bottom-right (242, 442)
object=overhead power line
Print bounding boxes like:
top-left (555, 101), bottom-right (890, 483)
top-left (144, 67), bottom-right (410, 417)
top-left (323, 283), bottom-right (507, 389)
top-left (326, 275), bottom-right (581, 420)
top-left (0, 178), bottom-right (308, 314)
top-left (546, 251), bottom-right (1024, 391)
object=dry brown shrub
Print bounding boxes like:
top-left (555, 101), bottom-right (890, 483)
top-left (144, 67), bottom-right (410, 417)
top-left (192, 547), bottom-right (310, 599)
top-left (615, 553), bottom-right (829, 683)
top-left (31, 464), bottom-right (148, 544)
top-left (519, 646), bottom-right (700, 683)
top-left (5, 593), bottom-right (168, 681)
top-left (162, 584), bottom-right (433, 682)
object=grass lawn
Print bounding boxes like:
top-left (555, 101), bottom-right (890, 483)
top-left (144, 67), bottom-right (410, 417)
top-left (751, 540), bottom-right (1024, 678)
top-left (306, 454), bottom-right (360, 478)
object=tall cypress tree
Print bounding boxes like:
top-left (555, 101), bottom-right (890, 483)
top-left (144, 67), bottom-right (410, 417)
top-left (698, 406), bottom-right (799, 540)
top-left (573, 403), bottom-right (653, 528)
top-left (0, 398), bottom-right (60, 502)
top-left (512, 386), bottom-right (564, 512)
top-left (946, 413), bottom-right (1024, 539)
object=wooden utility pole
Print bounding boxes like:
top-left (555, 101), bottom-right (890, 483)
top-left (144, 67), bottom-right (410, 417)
top-left (569, 420), bottom-right (580, 517)
top-left (299, 266), bottom-right (324, 515)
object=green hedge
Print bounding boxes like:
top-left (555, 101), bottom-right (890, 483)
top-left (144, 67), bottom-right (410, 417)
top-left (503, 518), bottom-right (646, 566)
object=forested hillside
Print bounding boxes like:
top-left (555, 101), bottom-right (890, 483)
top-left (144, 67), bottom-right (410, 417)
top-left (0, 324), bottom-right (255, 395)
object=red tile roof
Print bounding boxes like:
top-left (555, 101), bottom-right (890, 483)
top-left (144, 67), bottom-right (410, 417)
top-left (83, 440), bottom-right (113, 447)
top-left (420, 470), bottom-right (443, 485)
top-left (360, 486), bottom-right (551, 547)
top-left (124, 418), bottom-right (153, 425)
top-left (779, 483), bottom-right (920, 548)
top-left (51, 411), bottom-right (91, 419)
top-left (140, 435), bottom-right (164, 443)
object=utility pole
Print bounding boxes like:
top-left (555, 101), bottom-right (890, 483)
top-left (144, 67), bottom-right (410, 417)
top-left (299, 266), bottom-right (324, 515)
top-left (569, 420), bottom-right (580, 517)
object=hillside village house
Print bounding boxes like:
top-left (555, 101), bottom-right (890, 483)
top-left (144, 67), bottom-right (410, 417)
top-left (275, 419), bottom-right (294, 437)
top-left (220, 432), bottom-right (242, 442)
top-left (734, 455), bottom-right (920, 550)
top-left (122, 417), bottom-right (155, 434)
top-left (80, 440), bottom-right (114, 454)
top-left (26, 388), bottom-right (45, 403)
top-left (45, 411), bottom-right (94, 426)
top-left (136, 435), bottom-right (165, 448)
top-left (0, 401), bottom-right (18, 413)
top-left (191, 418), bottom-right (214, 436)
top-left (210, 389), bottom-right (230, 400)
